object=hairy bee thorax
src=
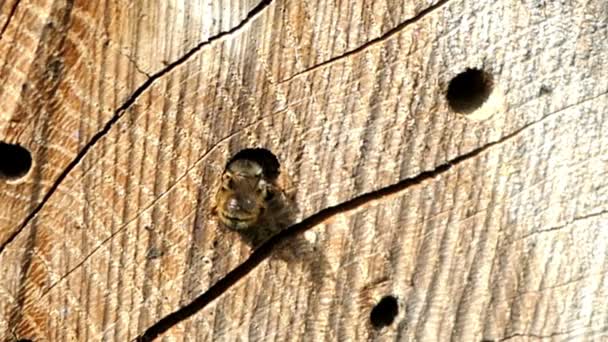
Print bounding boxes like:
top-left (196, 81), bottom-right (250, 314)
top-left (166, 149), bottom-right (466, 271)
top-left (213, 157), bottom-right (295, 246)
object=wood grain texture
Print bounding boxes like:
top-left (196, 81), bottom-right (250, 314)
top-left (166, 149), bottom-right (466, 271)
top-left (0, 0), bottom-right (262, 247)
top-left (161, 94), bottom-right (608, 340)
top-left (1, 0), bottom-right (607, 340)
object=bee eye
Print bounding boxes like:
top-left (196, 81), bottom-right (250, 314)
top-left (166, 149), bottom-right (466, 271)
top-left (222, 174), bottom-right (233, 190)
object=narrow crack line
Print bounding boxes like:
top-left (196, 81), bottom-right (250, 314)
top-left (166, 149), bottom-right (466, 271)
top-left (0, 0), bottom-right (20, 40)
top-left (36, 123), bottom-right (244, 299)
top-left (278, 0), bottom-right (450, 84)
top-left (527, 208), bottom-right (608, 238)
top-left (570, 209), bottom-right (608, 224)
top-left (503, 204), bottom-right (608, 247)
top-left (119, 50), bottom-right (151, 78)
top-left (35, 103), bottom-right (286, 298)
top-left (505, 207), bottom-right (608, 247)
top-left (507, 269), bottom-right (608, 301)
top-left (0, 0), bottom-right (274, 255)
top-left (134, 88), bottom-right (592, 341)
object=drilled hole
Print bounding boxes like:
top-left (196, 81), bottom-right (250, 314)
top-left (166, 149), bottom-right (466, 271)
top-left (0, 142), bottom-right (32, 181)
top-left (226, 148), bottom-right (280, 180)
top-left (370, 295), bottom-right (398, 329)
top-left (446, 68), bottom-right (493, 114)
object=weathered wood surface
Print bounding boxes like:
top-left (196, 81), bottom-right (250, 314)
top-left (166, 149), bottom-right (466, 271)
top-left (1, 0), bottom-right (607, 341)
top-left (0, 0), bottom-right (263, 247)
top-left (159, 99), bottom-right (608, 341)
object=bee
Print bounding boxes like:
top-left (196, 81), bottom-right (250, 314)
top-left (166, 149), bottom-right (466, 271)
top-left (212, 156), bottom-right (294, 246)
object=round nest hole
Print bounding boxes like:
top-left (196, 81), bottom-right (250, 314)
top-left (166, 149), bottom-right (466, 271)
top-left (370, 295), bottom-right (399, 329)
top-left (0, 142), bottom-right (32, 181)
top-left (446, 68), bottom-right (493, 114)
top-left (226, 148), bottom-right (280, 180)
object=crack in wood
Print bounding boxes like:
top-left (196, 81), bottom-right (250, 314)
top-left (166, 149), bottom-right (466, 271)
top-left (507, 269), bottom-right (608, 301)
top-left (278, 0), bottom-right (451, 84)
top-left (134, 90), bottom-right (608, 341)
top-left (0, 0), bottom-right (20, 40)
top-left (118, 49), bottom-right (151, 78)
top-left (0, 0), bottom-right (274, 255)
top-left (34, 111), bottom-right (280, 299)
top-left (505, 205), bottom-right (608, 246)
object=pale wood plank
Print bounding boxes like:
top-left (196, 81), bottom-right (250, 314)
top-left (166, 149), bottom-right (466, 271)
top-left (1, 0), bottom-right (606, 340)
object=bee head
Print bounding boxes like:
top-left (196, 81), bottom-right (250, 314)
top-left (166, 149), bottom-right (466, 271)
top-left (215, 159), bottom-right (276, 230)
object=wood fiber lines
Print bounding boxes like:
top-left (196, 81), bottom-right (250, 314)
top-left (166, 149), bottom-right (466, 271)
top-left (1, 0), bottom-right (607, 341)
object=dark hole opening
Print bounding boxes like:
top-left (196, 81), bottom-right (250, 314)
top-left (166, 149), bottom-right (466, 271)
top-left (0, 142), bottom-right (32, 181)
top-left (446, 68), bottom-right (493, 114)
top-left (370, 295), bottom-right (398, 329)
top-left (16, 339), bottom-right (33, 342)
top-left (226, 148), bottom-right (280, 180)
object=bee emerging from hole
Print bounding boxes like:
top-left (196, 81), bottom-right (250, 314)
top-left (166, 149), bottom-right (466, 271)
top-left (212, 157), bottom-right (294, 246)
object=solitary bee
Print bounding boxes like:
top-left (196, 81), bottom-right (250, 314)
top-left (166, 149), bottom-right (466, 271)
top-left (212, 154), bottom-right (294, 246)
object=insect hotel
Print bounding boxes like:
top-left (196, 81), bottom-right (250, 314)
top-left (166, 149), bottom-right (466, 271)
top-left (0, 0), bottom-right (606, 341)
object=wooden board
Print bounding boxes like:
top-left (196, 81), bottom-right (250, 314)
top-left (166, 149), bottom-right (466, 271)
top-left (157, 95), bottom-right (608, 341)
top-left (0, 0), bottom-right (262, 247)
top-left (1, 0), bottom-right (607, 340)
